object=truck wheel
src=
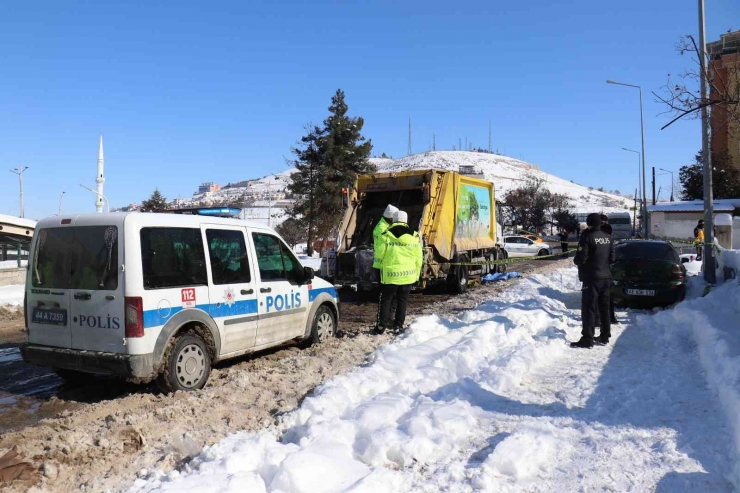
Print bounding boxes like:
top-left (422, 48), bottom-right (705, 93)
top-left (496, 251), bottom-right (508, 274)
top-left (157, 333), bottom-right (211, 393)
top-left (310, 305), bottom-right (336, 344)
top-left (448, 266), bottom-right (468, 294)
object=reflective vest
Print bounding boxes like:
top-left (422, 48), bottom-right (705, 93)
top-left (372, 219), bottom-right (391, 268)
top-left (377, 222), bottom-right (423, 285)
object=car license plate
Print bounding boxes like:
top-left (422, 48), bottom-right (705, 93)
top-left (32, 308), bottom-right (67, 326)
top-left (626, 289), bottom-right (655, 296)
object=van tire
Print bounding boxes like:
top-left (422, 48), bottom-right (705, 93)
top-left (310, 305), bottom-right (336, 344)
top-left (157, 333), bottom-right (211, 393)
top-left (54, 368), bottom-right (93, 383)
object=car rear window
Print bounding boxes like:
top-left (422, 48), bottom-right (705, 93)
top-left (32, 226), bottom-right (119, 290)
top-left (615, 242), bottom-right (678, 262)
top-left (140, 227), bottom-right (207, 289)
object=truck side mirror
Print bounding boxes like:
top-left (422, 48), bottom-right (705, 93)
top-left (303, 266), bottom-right (315, 283)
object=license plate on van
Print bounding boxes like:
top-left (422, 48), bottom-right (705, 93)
top-left (626, 289), bottom-right (655, 296)
top-left (32, 308), bottom-right (68, 326)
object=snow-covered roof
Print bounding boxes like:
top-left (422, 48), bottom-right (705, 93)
top-left (647, 199), bottom-right (740, 213)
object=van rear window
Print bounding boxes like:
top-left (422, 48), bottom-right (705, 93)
top-left (32, 226), bottom-right (119, 290)
top-left (140, 228), bottom-right (207, 289)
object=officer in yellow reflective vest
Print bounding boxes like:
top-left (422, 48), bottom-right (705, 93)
top-left (374, 210), bottom-right (423, 334)
top-left (373, 204), bottom-right (399, 275)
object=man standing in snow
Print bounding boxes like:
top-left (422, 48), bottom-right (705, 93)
top-left (373, 204), bottom-right (399, 275)
top-left (572, 213), bottom-right (614, 348)
top-left (558, 229), bottom-right (569, 258)
top-left (374, 210), bottom-right (423, 334)
top-left (694, 219), bottom-right (705, 260)
top-left (599, 214), bottom-right (618, 325)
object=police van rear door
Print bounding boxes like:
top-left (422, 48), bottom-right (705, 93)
top-left (68, 216), bottom-right (125, 353)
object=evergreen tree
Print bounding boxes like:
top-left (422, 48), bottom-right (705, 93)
top-left (275, 218), bottom-right (307, 249)
top-left (679, 151), bottom-right (740, 200)
top-left (287, 89), bottom-right (374, 255)
top-left (141, 189), bottom-right (169, 212)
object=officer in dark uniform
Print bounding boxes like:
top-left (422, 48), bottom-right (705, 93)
top-left (599, 214), bottom-right (619, 325)
top-left (572, 213), bottom-right (615, 348)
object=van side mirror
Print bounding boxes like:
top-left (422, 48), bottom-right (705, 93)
top-left (303, 266), bottom-right (315, 283)
top-left (681, 258), bottom-right (689, 264)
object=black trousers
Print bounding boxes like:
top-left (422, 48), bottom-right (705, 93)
top-left (378, 283), bottom-right (412, 329)
top-left (561, 242), bottom-right (569, 257)
top-left (581, 279), bottom-right (611, 340)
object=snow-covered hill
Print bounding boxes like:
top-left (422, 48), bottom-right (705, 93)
top-left (372, 151), bottom-right (632, 213)
top-left (138, 151), bottom-right (632, 226)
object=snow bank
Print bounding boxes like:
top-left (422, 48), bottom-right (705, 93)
top-left (0, 259), bottom-right (27, 270)
top-left (128, 270), bottom-right (583, 493)
top-left (717, 247), bottom-right (740, 283)
top-left (649, 279), bottom-right (740, 487)
top-left (0, 284), bottom-right (24, 307)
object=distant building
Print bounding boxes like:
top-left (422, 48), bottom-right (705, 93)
top-left (648, 199), bottom-right (740, 240)
top-left (458, 165), bottom-right (483, 177)
top-left (708, 31), bottom-right (740, 168)
top-left (198, 182), bottom-right (221, 194)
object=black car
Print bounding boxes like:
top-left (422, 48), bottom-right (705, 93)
top-left (611, 240), bottom-right (687, 308)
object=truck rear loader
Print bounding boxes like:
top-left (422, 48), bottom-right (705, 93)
top-left (324, 168), bottom-right (507, 293)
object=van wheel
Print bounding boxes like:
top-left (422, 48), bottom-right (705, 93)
top-left (158, 333), bottom-right (211, 393)
top-left (54, 368), bottom-right (93, 383)
top-left (447, 266), bottom-right (468, 294)
top-left (310, 305), bottom-right (336, 344)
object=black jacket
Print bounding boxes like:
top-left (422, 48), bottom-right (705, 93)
top-left (601, 224), bottom-right (612, 235)
top-left (574, 228), bottom-right (614, 282)
top-left (558, 232), bottom-right (569, 242)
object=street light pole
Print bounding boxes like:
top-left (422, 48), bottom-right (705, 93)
top-left (621, 148), bottom-right (642, 234)
top-left (79, 184), bottom-right (110, 213)
top-left (698, 0), bottom-right (715, 283)
top-left (608, 80), bottom-right (649, 238)
top-left (9, 166), bottom-right (30, 218)
top-left (59, 191), bottom-right (66, 215)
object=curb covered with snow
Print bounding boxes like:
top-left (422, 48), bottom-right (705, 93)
top-left (0, 284), bottom-right (24, 308)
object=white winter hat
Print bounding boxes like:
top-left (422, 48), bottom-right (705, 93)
top-left (393, 210), bottom-right (408, 223)
top-left (383, 204), bottom-right (399, 219)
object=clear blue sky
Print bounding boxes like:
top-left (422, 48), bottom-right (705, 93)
top-left (1, 0), bottom-right (738, 219)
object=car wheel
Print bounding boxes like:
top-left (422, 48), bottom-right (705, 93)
top-left (54, 368), bottom-right (94, 383)
top-left (538, 249), bottom-right (549, 257)
top-left (157, 333), bottom-right (211, 393)
top-left (310, 305), bottom-right (336, 344)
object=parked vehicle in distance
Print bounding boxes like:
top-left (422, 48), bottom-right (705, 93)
top-left (21, 211), bottom-right (339, 393)
top-left (503, 235), bottom-right (552, 258)
top-left (607, 212), bottom-right (632, 240)
top-left (611, 240), bottom-right (687, 307)
top-left (515, 230), bottom-right (544, 243)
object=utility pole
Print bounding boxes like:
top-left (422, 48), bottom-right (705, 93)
top-left (267, 180), bottom-right (272, 228)
top-left (699, 0), bottom-right (715, 283)
top-left (59, 191), bottom-right (65, 216)
top-left (432, 133), bottom-right (436, 151)
top-left (652, 167), bottom-right (656, 205)
top-left (407, 119), bottom-right (412, 156)
top-left (9, 166), bottom-right (29, 218)
top-left (459, 138), bottom-right (461, 151)
top-left (96, 135), bottom-right (105, 213)
top-left (308, 159), bottom-right (314, 256)
top-left (633, 188), bottom-right (638, 236)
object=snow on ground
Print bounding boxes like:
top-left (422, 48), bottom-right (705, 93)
top-left (127, 266), bottom-right (736, 493)
top-left (0, 260), bottom-right (27, 269)
top-left (0, 284), bottom-right (24, 307)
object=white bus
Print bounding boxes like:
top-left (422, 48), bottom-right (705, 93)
top-left (21, 211), bottom-right (339, 392)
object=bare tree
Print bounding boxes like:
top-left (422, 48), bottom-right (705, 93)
top-left (654, 34), bottom-right (740, 136)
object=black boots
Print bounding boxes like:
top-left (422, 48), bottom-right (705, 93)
top-left (570, 337), bottom-right (594, 349)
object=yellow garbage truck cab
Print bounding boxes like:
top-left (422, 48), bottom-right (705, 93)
top-left (330, 169), bottom-right (506, 293)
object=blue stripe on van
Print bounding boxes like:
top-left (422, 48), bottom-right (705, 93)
top-left (142, 299), bottom-right (258, 329)
top-left (309, 287), bottom-right (337, 301)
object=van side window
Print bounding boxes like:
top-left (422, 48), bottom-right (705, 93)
top-left (140, 228), bottom-right (207, 289)
top-left (252, 233), bottom-right (302, 283)
top-left (206, 229), bottom-right (251, 285)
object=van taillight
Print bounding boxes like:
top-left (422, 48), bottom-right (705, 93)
top-left (23, 292), bottom-right (28, 328)
top-left (125, 297), bottom-right (144, 338)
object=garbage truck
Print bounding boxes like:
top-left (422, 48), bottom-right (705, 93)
top-left (323, 168), bottom-right (507, 293)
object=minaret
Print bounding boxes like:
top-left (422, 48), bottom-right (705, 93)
top-left (96, 134), bottom-right (105, 213)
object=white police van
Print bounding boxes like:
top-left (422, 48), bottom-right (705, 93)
top-left (20, 211), bottom-right (339, 392)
